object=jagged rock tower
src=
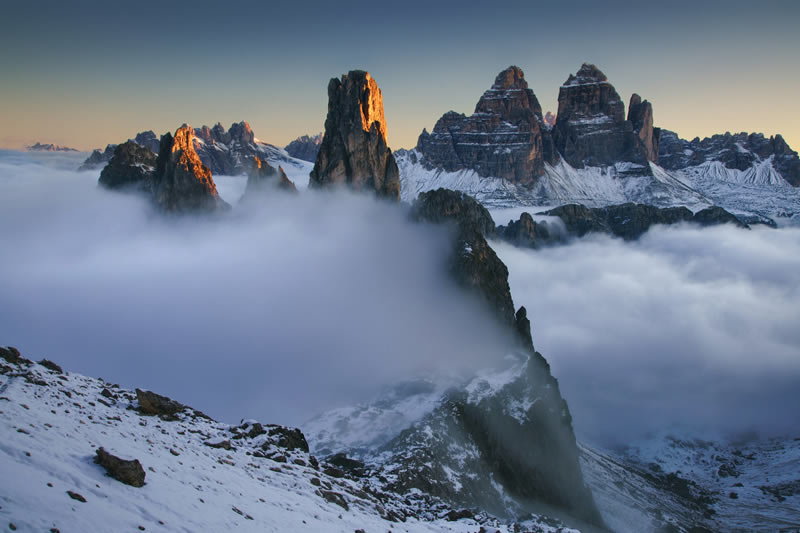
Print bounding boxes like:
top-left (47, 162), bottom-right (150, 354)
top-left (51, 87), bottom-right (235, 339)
top-left (552, 63), bottom-right (657, 169)
top-left (310, 70), bottom-right (400, 200)
top-left (153, 125), bottom-right (229, 212)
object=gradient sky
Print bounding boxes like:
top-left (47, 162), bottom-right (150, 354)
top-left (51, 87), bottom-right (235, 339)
top-left (2, 0), bottom-right (799, 152)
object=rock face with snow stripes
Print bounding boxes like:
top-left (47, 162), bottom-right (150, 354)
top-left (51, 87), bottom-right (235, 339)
top-left (416, 66), bottom-right (557, 186)
top-left (552, 63), bottom-right (650, 170)
top-left (310, 70), bottom-right (401, 199)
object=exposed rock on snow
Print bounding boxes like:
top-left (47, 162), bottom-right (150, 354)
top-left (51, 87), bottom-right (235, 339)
top-left (94, 447), bottom-right (146, 487)
top-left (310, 70), bottom-right (401, 199)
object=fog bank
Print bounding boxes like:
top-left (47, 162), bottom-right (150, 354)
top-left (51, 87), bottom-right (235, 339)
top-left (0, 153), bottom-right (515, 426)
top-left (493, 225), bottom-right (800, 446)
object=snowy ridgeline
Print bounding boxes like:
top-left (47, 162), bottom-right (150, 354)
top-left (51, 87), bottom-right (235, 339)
top-left (395, 150), bottom-right (800, 225)
top-left (0, 352), bottom-right (578, 533)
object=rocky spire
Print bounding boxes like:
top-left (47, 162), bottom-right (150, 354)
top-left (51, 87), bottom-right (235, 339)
top-left (552, 63), bottom-right (647, 168)
top-left (242, 155), bottom-right (297, 199)
top-left (628, 93), bottom-right (660, 163)
top-left (153, 125), bottom-right (229, 212)
top-left (416, 66), bottom-right (557, 185)
top-left (309, 70), bottom-right (400, 199)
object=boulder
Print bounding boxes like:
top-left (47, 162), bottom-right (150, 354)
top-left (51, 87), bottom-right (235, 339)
top-left (94, 447), bottom-right (146, 487)
top-left (135, 388), bottom-right (184, 416)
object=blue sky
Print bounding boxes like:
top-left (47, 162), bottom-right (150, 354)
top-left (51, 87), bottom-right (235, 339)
top-left (2, 0), bottom-right (798, 151)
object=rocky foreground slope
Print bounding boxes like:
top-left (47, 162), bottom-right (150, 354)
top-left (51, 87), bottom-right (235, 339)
top-left (0, 347), bottom-right (586, 533)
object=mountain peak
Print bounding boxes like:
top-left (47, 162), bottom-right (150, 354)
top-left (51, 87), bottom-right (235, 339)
top-left (310, 69), bottom-right (399, 199)
top-left (491, 65), bottom-right (528, 90)
top-left (338, 70), bottom-right (387, 141)
top-left (564, 63), bottom-right (610, 86)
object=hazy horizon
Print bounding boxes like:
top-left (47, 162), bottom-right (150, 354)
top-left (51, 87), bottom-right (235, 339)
top-left (2, 0), bottom-right (799, 153)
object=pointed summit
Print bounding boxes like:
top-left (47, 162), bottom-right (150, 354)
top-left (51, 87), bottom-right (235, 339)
top-left (490, 65), bottom-right (528, 90)
top-left (153, 125), bottom-right (229, 212)
top-left (310, 70), bottom-right (400, 199)
top-left (416, 66), bottom-right (557, 186)
top-left (628, 94), bottom-right (660, 163)
top-left (563, 62), bottom-right (610, 86)
top-left (553, 63), bottom-right (647, 168)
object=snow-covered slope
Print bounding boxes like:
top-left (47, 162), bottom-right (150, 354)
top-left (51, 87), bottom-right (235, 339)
top-left (0, 350), bottom-right (577, 533)
top-left (580, 433), bottom-right (800, 533)
top-left (398, 149), bottom-right (800, 225)
top-left (673, 163), bottom-right (800, 225)
top-left (398, 150), bottom-right (710, 212)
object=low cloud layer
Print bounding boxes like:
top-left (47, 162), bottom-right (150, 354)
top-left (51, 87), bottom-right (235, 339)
top-left (493, 225), bottom-right (800, 446)
top-left (0, 153), bottom-right (514, 426)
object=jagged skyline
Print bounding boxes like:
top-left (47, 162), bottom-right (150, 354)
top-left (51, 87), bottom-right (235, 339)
top-left (1, 0), bottom-right (798, 152)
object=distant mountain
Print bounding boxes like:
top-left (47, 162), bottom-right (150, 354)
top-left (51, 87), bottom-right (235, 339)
top-left (27, 142), bottom-right (78, 152)
top-left (400, 64), bottom-right (800, 224)
top-left (79, 122), bottom-right (311, 180)
top-left (284, 132), bottom-right (322, 162)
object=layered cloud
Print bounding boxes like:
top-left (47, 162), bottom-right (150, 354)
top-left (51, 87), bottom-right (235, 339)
top-left (493, 224), bottom-right (800, 445)
top-left (0, 153), bottom-right (514, 426)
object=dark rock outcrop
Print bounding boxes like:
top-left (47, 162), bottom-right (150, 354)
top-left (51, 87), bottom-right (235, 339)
top-left (552, 63), bottom-right (649, 169)
top-left (38, 359), bottom-right (63, 373)
top-left (416, 66), bottom-right (557, 186)
top-left (285, 133), bottom-right (323, 163)
top-left (659, 130), bottom-right (800, 186)
top-left (242, 156), bottom-right (296, 199)
top-left (400, 188), bottom-right (603, 528)
top-left (80, 131), bottom-right (160, 171)
top-left (97, 141), bottom-right (157, 192)
top-left (152, 125), bottom-right (229, 213)
top-left (80, 144), bottom-right (117, 171)
top-left (411, 188), bottom-right (517, 331)
top-left (310, 70), bottom-right (400, 199)
top-left (94, 447), bottom-right (146, 487)
top-left (542, 202), bottom-right (746, 240)
top-left (692, 206), bottom-right (748, 228)
top-left (135, 388), bottom-right (185, 416)
top-left (497, 211), bottom-right (553, 249)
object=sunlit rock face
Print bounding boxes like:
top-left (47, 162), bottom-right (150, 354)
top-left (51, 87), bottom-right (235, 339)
top-left (97, 141), bottom-right (156, 192)
top-left (153, 125), bottom-right (229, 213)
top-left (628, 94), bottom-right (660, 164)
top-left (310, 70), bottom-right (400, 199)
top-left (416, 66), bottom-right (557, 186)
top-left (552, 63), bottom-right (649, 169)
